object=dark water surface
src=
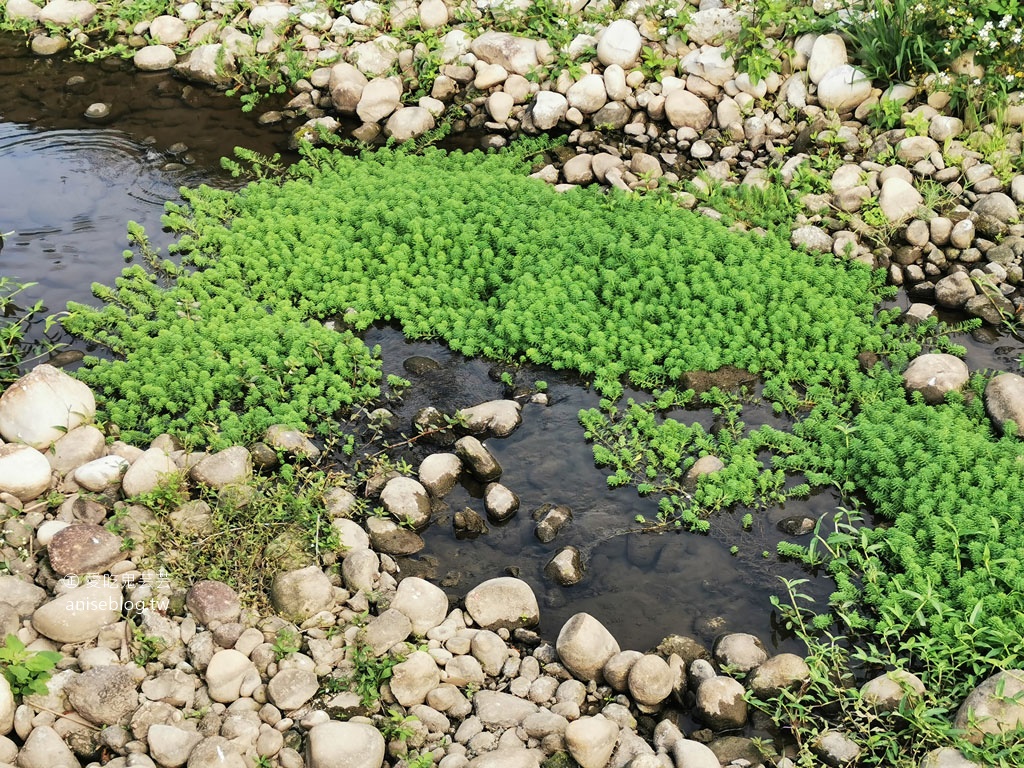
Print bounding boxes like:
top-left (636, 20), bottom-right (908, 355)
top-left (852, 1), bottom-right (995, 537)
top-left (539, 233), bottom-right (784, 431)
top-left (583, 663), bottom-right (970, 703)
top-left (3, 35), bottom-right (1019, 656)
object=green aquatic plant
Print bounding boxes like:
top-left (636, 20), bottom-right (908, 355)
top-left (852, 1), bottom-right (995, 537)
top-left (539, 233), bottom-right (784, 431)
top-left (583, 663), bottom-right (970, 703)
top-left (66, 143), bottom-right (894, 449)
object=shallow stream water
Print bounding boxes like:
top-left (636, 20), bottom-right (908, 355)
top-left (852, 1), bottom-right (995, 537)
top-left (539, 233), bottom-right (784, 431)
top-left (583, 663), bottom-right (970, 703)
top-left (3, 35), bottom-right (1022, 658)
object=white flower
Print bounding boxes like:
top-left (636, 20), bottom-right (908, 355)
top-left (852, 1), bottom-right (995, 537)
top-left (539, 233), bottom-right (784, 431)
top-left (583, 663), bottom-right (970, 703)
top-left (665, 7), bottom-right (677, 17)
top-left (658, 26), bottom-right (667, 35)
top-left (1000, 14), bottom-right (1011, 28)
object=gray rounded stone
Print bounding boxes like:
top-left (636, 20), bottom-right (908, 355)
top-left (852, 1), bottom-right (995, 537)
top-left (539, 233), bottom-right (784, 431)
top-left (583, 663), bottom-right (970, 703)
top-left (186, 581), bottom-right (241, 626)
top-left (903, 353), bottom-right (969, 404)
top-left (67, 665), bottom-right (139, 725)
top-left (556, 612), bottom-right (619, 683)
top-left (391, 576), bottom-right (448, 636)
top-left (270, 566), bottom-right (334, 622)
top-left (713, 633), bottom-right (767, 673)
top-left (464, 577), bottom-right (539, 630)
top-left (627, 654), bottom-right (673, 707)
top-left (306, 721), bottom-right (385, 768)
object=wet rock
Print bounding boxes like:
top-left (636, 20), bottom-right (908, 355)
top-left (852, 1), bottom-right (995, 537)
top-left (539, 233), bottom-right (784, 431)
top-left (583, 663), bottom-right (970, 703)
top-left (122, 447), bottom-right (178, 497)
top-left (391, 576), bottom-right (448, 635)
top-left (985, 373), bottom-right (1024, 436)
top-left (0, 364), bottom-right (95, 449)
top-left (556, 612), bottom-right (619, 683)
top-left (597, 19), bottom-right (642, 69)
top-left (364, 517), bottom-right (424, 556)
top-left (777, 516), bottom-right (815, 536)
top-left (812, 730), bottom-right (862, 766)
top-left (419, 453), bottom-right (462, 498)
top-left (713, 633), bottom-right (767, 673)
top-left (390, 650), bottom-right (440, 706)
top-left (565, 714), bottom-right (619, 768)
top-left (455, 436), bottom-right (502, 482)
top-left (748, 653), bottom-right (811, 697)
top-left (464, 577), bottom-right (540, 630)
top-left (628, 654), bottom-right (673, 708)
top-left (684, 455), bottom-right (726, 485)
top-left (860, 669), bottom-right (926, 711)
top-left (934, 271), bottom-right (976, 308)
top-left (270, 566), bottom-right (334, 622)
top-left (33, 579), bottom-right (122, 643)
top-left (47, 523), bottom-right (124, 576)
top-left (459, 400), bottom-right (522, 438)
top-left (306, 721), bottom-right (384, 768)
top-left (264, 425), bottom-right (320, 459)
top-left (67, 665), bottom-right (138, 725)
top-left (0, 444), bottom-right (51, 502)
top-left (268, 667), bottom-right (319, 711)
top-left (186, 580), bottom-right (241, 626)
top-left (380, 476), bottom-right (431, 529)
top-left (454, 507), bottom-right (489, 537)
top-left (544, 546), bottom-right (584, 586)
top-left (534, 504), bottom-right (572, 543)
top-left (696, 676), bottom-right (748, 730)
top-left (954, 669), bottom-right (1024, 744)
top-left (903, 353), bottom-right (970, 404)
top-left (485, 483), bottom-right (519, 522)
top-left (403, 355), bottom-right (440, 375)
top-left (174, 44), bottom-right (235, 87)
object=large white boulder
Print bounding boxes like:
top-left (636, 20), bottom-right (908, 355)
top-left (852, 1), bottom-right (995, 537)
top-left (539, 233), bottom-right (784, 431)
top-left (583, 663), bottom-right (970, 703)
top-left (0, 364), bottom-right (95, 449)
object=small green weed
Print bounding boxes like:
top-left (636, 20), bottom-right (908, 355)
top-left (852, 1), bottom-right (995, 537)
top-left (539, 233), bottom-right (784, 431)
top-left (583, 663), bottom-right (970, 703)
top-left (0, 635), bottom-right (61, 698)
top-left (272, 628), bottom-right (301, 661)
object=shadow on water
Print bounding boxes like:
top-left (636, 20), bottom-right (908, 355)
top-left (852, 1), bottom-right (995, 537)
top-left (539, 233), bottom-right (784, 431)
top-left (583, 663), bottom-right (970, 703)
top-left (5, 33), bottom-right (1018, 656)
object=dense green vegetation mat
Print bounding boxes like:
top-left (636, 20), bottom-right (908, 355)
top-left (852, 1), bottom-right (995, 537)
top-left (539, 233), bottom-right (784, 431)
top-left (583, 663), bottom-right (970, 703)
top-left (64, 143), bottom-right (1024, 760)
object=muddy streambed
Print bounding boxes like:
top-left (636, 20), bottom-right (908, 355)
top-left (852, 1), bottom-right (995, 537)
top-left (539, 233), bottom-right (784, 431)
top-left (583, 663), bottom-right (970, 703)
top-left (3, 35), bottom-right (1021, 659)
